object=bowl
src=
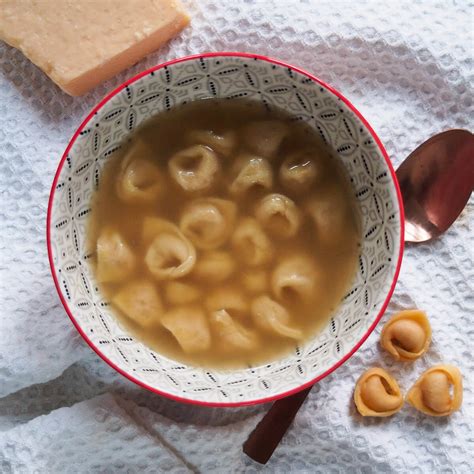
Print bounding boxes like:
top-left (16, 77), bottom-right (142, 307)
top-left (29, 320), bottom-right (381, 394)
top-left (47, 52), bottom-right (404, 406)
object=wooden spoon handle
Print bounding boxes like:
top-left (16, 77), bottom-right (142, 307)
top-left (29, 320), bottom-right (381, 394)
top-left (243, 386), bottom-right (312, 464)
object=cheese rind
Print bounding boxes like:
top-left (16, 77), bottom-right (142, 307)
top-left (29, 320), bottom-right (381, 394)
top-left (0, 0), bottom-right (190, 96)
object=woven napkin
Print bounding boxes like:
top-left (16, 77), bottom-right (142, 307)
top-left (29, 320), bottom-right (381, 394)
top-left (0, 0), bottom-right (472, 472)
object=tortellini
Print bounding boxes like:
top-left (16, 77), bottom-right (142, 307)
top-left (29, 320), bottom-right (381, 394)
top-left (180, 198), bottom-right (237, 250)
top-left (164, 281), bottom-right (201, 305)
top-left (143, 217), bottom-right (196, 280)
top-left (209, 309), bottom-right (258, 351)
top-left (116, 139), bottom-right (164, 204)
top-left (113, 280), bottom-right (163, 328)
top-left (255, 193), bottom-right (301, 239)
top-left (251, 295), bottom-right (302, 340)
top-left (241, 269), bottom-right (268, 294)
top-left (168, 145), bottom-right (219, 192)
top-left (406, 365), bottom-right (463, 416)
top-left (231, 217), bottom-right (273, 266)
top-left (205, 285), bottom-right (248, 318)
top-left (192, 250), bottom-right (236, 283)
top-left (381, 310), bottom-right (432, 361)
top-left (186, 129), bottom-right (237, 157)
top-left (279, 149), bottom-right (320, 193)
top-left (161, 305), bottom-right (211, 353)
top-left (305, 188), bottom-right (354, 247)
top-left (354, 368), bottom-right (404, 417)
top-left (96, 228), bottom-right (136, 283)
top-left (229, 154), bottom-right (273, 197)
top-left (92, 103), bottom-right (364, 369)
top-left (271, 254), bottom-right (317, 302)
top-left (241, 120), bottom-right (289, 159)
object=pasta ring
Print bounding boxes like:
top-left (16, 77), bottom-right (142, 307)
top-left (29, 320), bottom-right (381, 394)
top-left (380, 309), bottom-right (431, 361)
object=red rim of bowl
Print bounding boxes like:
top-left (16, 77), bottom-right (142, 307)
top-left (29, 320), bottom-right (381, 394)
top-left (47, 52), bottom-right (405, 407)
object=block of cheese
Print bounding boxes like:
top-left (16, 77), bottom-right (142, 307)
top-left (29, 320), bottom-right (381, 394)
top-left (0, 0), bottom-right (190, 96)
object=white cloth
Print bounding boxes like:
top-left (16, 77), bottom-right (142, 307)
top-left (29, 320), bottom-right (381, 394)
top-left (0, 394), bottom-right (191, 473)
top-left (0, 0), bottom-right (472, 472)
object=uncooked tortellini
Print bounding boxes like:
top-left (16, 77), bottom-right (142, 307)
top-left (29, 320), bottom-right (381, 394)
top-left (187, 129), bottom-right (237, 157)
top-left (251, 295), bottom-right (302, 340)
top-left (180, 198), bottom-right (237, 250)
top-left (161, 305), bottom-right (211, 353)
top-left (231, 217), bottom-right (273, 266)
top-left (241, 120), bottom-right (289, 159)
top-left (255, 193), bottom-right (301, 239)
top-left (143, 217), bottom-right (196, 280)
top-left (209, 309), bottom-right (258, 351)
top-left (96, 228), bottom-right (136, 283)
top-left (113, 280), bottom-right (163, 328)
top-left (168, 145), bottom-right (219, 192)
top-left (192, 251), bottom-right (236, 283)
top-left (381, 310), bottom-right (431, 361)
top-left (354, 367), bottom-right (404, 417)
top-left (272, 254), bottom-right (317, 302)
top-left (116, 139), bottom-right (164, 204)
top-left (279, 149), bottom-right (321, 193)
top-left (406, 365), bottom-right (463, 416)
top-left (229, 154), bottom-right (273, 197)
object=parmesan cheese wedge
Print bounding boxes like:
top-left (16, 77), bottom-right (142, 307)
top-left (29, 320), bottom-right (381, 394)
top-left (0, 0), bottom-right (190, 96)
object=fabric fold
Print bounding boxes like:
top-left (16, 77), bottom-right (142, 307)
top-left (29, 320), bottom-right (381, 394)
top-left (0, 393), bottom-right (191, 473)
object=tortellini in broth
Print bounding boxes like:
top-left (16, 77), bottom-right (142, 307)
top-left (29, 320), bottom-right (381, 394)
top-left (231, 217), bottom-right (274, 267)
top-left (89, 99), bottom-right (360, 369)
top-left (241, 269), bottom-right (268, 294)
top-left (242, 120), bottom-right (289, 159)
top-left (255, 193), bottom-right (301, 239)
top-left (164, 281), bottom-right (201, 306)
top-left (209, 309), bottom-right (258, 352)
top-left (116, 139), bottom-right (164, 204)
top-left (272, 254), bottom-right (318, 303)
top-left (229, 154), bottom-right (273, 197)
top-left (113, 279), bottom-right (163, 328)
top-left (143, 217), bottom-right (196, 280)
top-left (279, 149), bottom-right (321, 194)
top-left (180, 198), bottom-right (237, 250)
top-left (251, 295), bottom-right (302, 340)
top-left (186, 129), bottom-right (237, 157)
top-left (205, 285), bottom-right (248, 319)
top-left (192, 250), bottom-right (236, 283)
top-left (168, 145), bottom-right (219, 192)
top-left (305, 185), bottom-right (357, 248)
top-left (96, 228), bottom-right (136, 283)
top-left (161, 305), bottom-right (211, 353)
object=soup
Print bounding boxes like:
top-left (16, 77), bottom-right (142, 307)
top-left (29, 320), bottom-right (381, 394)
top-left (88, 99), bottom-right (360, 369)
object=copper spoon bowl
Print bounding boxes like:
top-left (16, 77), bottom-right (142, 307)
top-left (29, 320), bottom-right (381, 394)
top-left (398, 129), bottom-right (474, 242)
top-left (243, 129), bottom-right (474, 464)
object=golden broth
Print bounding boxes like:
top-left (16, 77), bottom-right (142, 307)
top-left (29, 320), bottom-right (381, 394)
top-left (88, 99), bottom-right (360, 369)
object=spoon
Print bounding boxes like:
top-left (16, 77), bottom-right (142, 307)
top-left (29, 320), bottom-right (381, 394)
top-left (397, 129), bottom-right (474, 242)
top-left (243, 129), bottom-right (474, 464)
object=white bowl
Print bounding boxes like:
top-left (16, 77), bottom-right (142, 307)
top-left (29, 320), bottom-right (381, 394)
top-left (47, 53), bottom-right (404, 406)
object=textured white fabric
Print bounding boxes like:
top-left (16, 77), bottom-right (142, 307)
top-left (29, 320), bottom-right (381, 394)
top-left (0, 393), bottom-right (191, 473)
top-left (0, 0), bottom-right (473, 472)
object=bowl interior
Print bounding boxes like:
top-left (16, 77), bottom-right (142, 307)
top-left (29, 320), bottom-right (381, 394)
top-left (48, 54), bottom-right (402, 405)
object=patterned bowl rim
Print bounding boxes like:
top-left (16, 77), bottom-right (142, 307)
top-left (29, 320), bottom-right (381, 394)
top-left (47, 52), bottom-right (405, 407)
